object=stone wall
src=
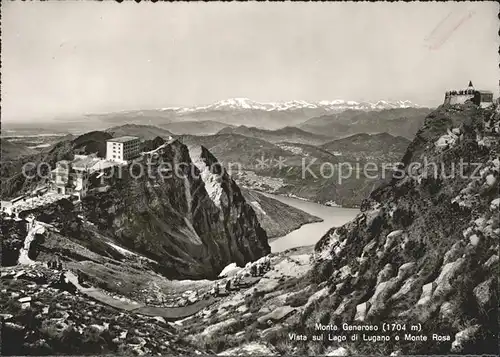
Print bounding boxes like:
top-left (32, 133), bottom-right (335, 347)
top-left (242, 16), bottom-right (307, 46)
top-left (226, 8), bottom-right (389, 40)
top-left (444, 89), bottom-right (477, 106)
top-left (449, 94), bottom-right (474, 105)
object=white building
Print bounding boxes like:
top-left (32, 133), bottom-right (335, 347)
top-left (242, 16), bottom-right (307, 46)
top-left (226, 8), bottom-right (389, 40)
top-left (106, 136), bottom-right (141, 162)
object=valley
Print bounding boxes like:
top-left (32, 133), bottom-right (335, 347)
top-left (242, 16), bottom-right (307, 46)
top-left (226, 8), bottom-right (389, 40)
top-left (3, 100), bottom-right (427, 208)
top-left (2, 101), bottom-right (498, 357)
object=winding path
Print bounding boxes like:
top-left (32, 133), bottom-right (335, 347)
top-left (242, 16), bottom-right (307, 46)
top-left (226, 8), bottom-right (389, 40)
top-left (18, 220), bottom-right (46, 265)
top-left (65, 271), bottom-right (216, 320)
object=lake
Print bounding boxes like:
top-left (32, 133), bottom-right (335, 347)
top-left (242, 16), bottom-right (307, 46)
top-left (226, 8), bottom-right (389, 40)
top-left (264, 193), bottom-right (359, 253)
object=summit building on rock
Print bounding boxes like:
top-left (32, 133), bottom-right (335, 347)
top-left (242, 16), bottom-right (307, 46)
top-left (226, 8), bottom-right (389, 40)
top-left (444, 81), bottom-right (494, 108)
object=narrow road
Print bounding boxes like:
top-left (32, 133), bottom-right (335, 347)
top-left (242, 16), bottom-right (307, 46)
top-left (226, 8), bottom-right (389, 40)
top-left (65, 271), bottom-right (216, 320)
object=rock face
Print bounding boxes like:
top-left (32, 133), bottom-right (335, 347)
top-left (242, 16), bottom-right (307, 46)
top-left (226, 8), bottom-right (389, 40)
top-left (218, 342), bottom-right (278, 356)
top-left (257, 305), bottom-right (296, 326)
top-left (309, 103), bottom-right (499, 355)
top-left (473, 278), bottom-right (495, 309)
top-left (240, 189), bottom-right (322, 238)
top-left (12, 140), bottom-right (270, 279)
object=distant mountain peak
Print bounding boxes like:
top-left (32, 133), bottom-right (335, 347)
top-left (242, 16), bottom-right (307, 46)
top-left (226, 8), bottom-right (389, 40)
top-left (160, 98), bottom-right (421, 114)
top-left (212, 98), bottom-right (273, 110)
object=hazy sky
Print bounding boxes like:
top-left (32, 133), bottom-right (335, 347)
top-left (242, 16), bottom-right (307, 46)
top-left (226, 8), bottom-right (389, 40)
top-left (2, 1), bottom-right (498, 122)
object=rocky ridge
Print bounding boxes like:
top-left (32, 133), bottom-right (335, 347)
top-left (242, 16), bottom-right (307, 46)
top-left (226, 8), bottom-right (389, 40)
top-left (165, 103), bottom-right (499, 356)
top-left (8, 139), bottom-right (271, 280)
top-left (304, 102), bottom-right (499, 355)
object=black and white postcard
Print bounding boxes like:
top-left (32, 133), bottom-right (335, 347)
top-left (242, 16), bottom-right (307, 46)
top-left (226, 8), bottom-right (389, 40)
top-left (1, 1), bottom-right (498, 356)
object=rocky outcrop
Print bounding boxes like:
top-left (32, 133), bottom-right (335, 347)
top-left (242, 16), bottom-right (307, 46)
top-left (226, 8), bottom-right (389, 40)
top-left (18, 140), bottom-right (269, 279)
top-left (0, 266), bottom-right (203, 356)
top-left (473, 277), bottom-right (495, 309)
top-left (240, 189), bottom-right (322, 238)
top-left (218, 342), bottom-right (278, 356)
top-left (306, 103), bottom-right (499, 355)
top-left (257, 305), bottom-right (296, 326)
top-left (1, 218), bottom-right (27, 266)
top-left (451, 324), bottom-right (481, 353)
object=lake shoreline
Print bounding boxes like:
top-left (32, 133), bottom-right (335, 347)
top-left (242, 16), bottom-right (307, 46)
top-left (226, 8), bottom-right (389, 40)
top-left (251, 188), bottom-right (361, 209)
top-left (266, 193), bottom-right (359, 253)
top-left (267, 217), bottom-right (323, 243)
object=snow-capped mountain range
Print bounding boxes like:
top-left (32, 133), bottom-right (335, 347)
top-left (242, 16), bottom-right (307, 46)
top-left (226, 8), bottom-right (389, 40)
top-left (82, 97), bottom-right (428, 132)
top-left (162, 97), bottom-right (420, 114)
